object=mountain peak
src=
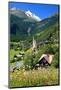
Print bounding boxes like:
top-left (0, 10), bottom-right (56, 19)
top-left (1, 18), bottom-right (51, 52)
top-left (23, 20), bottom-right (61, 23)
top-left (25, 10), bottom-right (41, 21)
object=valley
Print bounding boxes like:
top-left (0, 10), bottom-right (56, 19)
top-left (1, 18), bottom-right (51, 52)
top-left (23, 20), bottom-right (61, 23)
top-left (9, 9), bottom-right (59, 87)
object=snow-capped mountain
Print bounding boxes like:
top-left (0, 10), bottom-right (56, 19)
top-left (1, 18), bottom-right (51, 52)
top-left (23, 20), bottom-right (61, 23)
top-left (10, 8), bottom-right (41, 21)
top-left (25, 10), bottom-right (41, 21)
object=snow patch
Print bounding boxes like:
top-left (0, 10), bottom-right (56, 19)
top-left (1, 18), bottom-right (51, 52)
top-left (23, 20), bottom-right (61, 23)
top-left (25, 10), bottom-right (41, 21)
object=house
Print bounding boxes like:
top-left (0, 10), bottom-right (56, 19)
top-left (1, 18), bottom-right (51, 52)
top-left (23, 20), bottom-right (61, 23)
top-left (14, 53), bottom-right (24, 61)
top-left (35, 54), bottom-right (54, 68)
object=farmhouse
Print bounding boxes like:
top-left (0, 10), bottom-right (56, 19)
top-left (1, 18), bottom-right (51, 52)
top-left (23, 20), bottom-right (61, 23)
top-left (35, 54), bottom-right (54, 68)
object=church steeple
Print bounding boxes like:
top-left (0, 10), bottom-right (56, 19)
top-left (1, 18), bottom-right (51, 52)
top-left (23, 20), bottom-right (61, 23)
top-left (32, 36), bottom-right (37, 53)
top-left (33, 36), bottom-right (37, 49)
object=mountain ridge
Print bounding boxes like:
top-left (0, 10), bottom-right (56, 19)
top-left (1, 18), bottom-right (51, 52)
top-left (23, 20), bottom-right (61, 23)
top-left (10, 10), bottom-right (59, 42)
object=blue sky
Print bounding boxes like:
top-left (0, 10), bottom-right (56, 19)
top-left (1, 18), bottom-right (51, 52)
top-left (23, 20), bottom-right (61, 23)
top-left (9, 2), bottom-right (59, 20)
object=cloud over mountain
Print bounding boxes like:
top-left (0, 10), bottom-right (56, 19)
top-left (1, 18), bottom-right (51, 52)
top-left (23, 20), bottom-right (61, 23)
top-left (10, 7), bottom-right (17, 10)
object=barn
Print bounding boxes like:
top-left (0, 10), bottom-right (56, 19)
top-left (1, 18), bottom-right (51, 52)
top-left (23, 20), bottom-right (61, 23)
top-left (35, 54), bottom-right (54, 68)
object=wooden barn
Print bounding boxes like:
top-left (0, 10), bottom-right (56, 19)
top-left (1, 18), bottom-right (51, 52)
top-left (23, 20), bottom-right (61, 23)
top-left (35, 54), bottom-right (54, 68)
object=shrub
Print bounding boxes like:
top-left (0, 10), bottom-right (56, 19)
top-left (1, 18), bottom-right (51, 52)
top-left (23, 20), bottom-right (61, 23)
top-left (52, 52), bottom-right (59, 68)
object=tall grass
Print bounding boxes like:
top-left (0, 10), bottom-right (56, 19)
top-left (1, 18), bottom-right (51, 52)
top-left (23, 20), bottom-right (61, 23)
top-left (9, 68), bottom-right (59, 87)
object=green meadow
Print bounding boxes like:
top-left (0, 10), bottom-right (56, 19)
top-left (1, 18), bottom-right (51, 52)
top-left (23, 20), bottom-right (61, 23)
top-left (9, 68), bottom-right (59, 87)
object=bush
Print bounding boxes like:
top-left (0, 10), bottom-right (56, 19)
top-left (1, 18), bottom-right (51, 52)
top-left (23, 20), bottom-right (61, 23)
top-left (24, 49), bottom-right (38, 70)
top-left (52, 52), bottom-right (59, 68)
top-left (24, 54), bottom-right (34, 70)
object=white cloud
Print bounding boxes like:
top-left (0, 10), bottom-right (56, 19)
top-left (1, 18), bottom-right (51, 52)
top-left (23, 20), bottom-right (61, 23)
top-left (25, 10), bottom-right (41, 21)
top-left (10, 7), bottom-right (17, 10)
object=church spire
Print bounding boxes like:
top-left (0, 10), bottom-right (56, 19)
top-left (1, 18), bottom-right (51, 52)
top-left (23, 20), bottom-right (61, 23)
top-left (32, 36), bottom-right (37, 53)
top-left (33, 36), bottom-right (37, 49)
